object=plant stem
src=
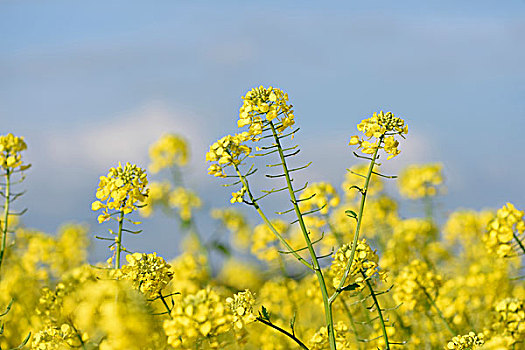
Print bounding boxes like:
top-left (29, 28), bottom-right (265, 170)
top-left (0, 168), bottom-right (11, 276)
top-left (159, 292), bottom-right (173, 319)
top-left (363, 271), bottom-right (390, 350)
top-left (329, 136), bottom-right (382, 304)
top-left (269, 123), bottom-right (336, 350)
top-left (513, 232), bottom-right (525, 256)
top-left (233, 165), bottom-right (313, 270)
top-left (115, 210), bottom-right (125, 269)
top-left (256, 317), bottom-right (310, 350)
top-left (419, 284), bottom-right (456, 336)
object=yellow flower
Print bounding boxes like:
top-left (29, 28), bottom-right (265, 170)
top-left (484, 203), bottom-right (525, 257)
top-left (148, 133), bottom-right (189, 173)
top-left (238, 86), bottom-right (295, 138)
top-left (92, 162), bottom-right (149, 223)
top-left (398, 163), bottom-right (445, 199)
top-left (226, 289), bottom-right (257, 330)
top-left (206, 133), bottom-right (251, 178)
top-left (0, 133), bottom-right (31, 171)
top-left (349, 111), bottom-right (407, 159)
top-left (119, 252), bottom-right (174, 299)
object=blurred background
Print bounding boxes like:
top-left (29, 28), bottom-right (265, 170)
top-left (1, 0), bottom-right (524, 262)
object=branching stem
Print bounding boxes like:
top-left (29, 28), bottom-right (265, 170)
top-left (256, 317), bottom-right (310, 350)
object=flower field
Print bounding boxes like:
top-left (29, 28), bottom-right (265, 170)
top-left (1, 86), bottom-right (523, 350)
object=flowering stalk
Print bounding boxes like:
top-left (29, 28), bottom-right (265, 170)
top-left (329, 137), bottom-right (382, 304)
top-left (362, 271), bottom-right (390, 349)
top-left (268, 121), bottom-right (337, 350)
top-left (115, 211), bottom-right (125, 269)
top-left (0, 168), bottom-right (11, 274)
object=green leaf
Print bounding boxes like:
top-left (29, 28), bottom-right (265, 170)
top-left (260, 306), bottom-right (271, 321)
top-left (345, 210), bottom-right (358, 221)
top-left (340, 283), bottom-right (359, 292)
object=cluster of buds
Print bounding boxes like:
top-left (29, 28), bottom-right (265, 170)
top-left (330, 239), bottom-right (386, 291)
top-left (445, 332), bottom-right (485, 349)
top-left (91, 162), bottom-right (149, 223)
top-left (349, 111), bottom-right (408, 159)
top-left (238, 86), bottom-right (295, 137)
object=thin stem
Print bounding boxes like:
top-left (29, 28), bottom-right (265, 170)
top-left (233, 165), bottom-right (313, 270)
top-left (0, 168), bottom-right (11, 276)
top-left (159, 292), bottom-right (173, 319)
top-left (341, 297), bottom-right (361, 348)
top-left (363, 272), bottom-right (390, 350)
top-left (115, 211), bottom-right (125, 269)
top-left (419, 284), bottom-right (456, 336)
top-left (269, 122), bottom-right (336, 350)
top-left (329, 136), bottom-right (383, 304)
top-left (513, 232), bottom-right (525, 256)
top-left (256, 317), bottom-right (310, 350)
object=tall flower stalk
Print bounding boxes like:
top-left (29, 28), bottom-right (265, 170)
top-left (92, 162), bottom-right (149, 268)
top-left (0, 133), bottom-right (31, 276)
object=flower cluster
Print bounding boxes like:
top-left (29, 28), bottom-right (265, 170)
top-left (393, 259), bottom-right (442, 311)
top-left (226, 289), bottom-right (257, 330)
top-left (445, 332), bottom-right (485, 350)
top-left (398, 163), bottom-right (445, 199)
top-left (492, 298), bottom-right (525, 344)
top-left (484, 202), bottom-right (525, 257)
top-left (91, 162), bottom-right (149, 223)
top-left (349, 111), bottom-right (407, 159)
top-left (163, 288), bottom-right (231, 349)
top-left (139, 181), bottom-right (171, 217)
top-left (148, 133), bottom-right (188, 173)
top-left (330, 239), bottom-right (385, 291)
top-left (0, 133), bottom-right (30, 171)
top-left (206, 133), bottom-right (251, 177)
top-left (309, 321), bottom-right (352, 350)
top-left (168, 186), bottom-right (202, 221)
top-left (31, 324), bottom-right (85, 349)
top-left (238, 86), bottom-right (295, 137)
top-left (119, 253), bottom-right (173, 299)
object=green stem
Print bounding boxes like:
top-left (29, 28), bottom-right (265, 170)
top-left (329, 136), bottom-right (383, 304)
top-left (269, 122), bottom-right (337, 350)
top-left (363, 271), bottom-right (390, 350)
top-left (115, 210), bottom-right (125, 269)
top-left (233, 165), bottom-right (312, 270)
top-left (0, 168), bottom-right (11, 276)
top-left (341, 297), bottom-right (361, 348)
top-left (512, 232), bottom-right (525, 256)
top-left (256, 317), bottom-right (310, 350)
top-left (419, 283), bottom-right (456, 336)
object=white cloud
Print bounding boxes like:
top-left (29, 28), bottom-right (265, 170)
top-left (43, 101), bottom-right (207, 171)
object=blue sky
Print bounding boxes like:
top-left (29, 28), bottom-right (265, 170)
top-left (2, 1), bottom-right (524, 261)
